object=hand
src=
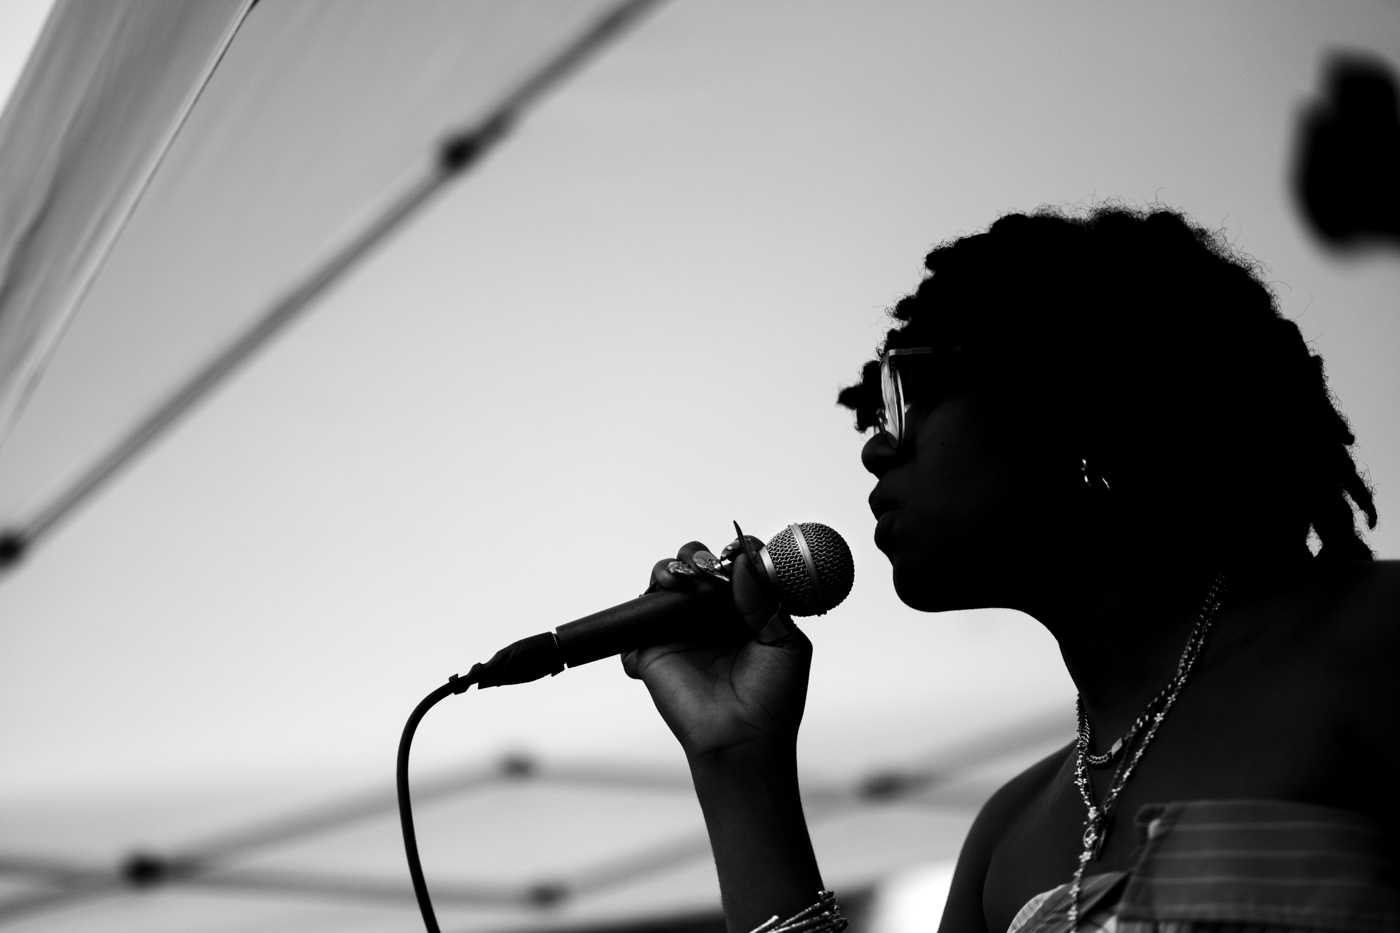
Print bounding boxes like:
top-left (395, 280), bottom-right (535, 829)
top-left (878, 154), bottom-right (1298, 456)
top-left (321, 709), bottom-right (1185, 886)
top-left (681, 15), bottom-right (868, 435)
top-left (622, 540), bottom-right (813, 762)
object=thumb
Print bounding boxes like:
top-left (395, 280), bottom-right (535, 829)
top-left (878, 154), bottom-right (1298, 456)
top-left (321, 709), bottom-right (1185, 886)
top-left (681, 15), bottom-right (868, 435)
top-left (730, 551), bottom-right (779, 629)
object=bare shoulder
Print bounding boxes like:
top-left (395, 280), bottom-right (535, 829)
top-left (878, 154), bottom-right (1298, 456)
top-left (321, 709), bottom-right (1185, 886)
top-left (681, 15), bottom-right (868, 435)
top-left (1309, 560), bottom-right (1400, 756)
top-left (939, 741), bottom-right (1073, 933)
top-left (976, 740), bottom-right (1074, 835)
top-left (1340, 559), bottom-right (1400, 611)
top-left (1313, 559), bottom-right (1400, 650)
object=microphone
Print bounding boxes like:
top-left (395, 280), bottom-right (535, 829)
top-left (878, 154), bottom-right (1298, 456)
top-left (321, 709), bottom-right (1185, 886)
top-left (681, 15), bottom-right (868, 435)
top-left (468, 522), bottom-right (854, 689)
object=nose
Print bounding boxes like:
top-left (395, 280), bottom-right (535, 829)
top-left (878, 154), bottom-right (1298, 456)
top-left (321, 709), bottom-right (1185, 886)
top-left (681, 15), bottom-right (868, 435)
top-left (861, 430), bottom-right (900, 476)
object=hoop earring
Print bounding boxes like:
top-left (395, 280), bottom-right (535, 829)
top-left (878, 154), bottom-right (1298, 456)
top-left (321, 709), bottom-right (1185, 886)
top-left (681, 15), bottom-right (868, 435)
top-left (1080, 458), bottom-right (1111, 495)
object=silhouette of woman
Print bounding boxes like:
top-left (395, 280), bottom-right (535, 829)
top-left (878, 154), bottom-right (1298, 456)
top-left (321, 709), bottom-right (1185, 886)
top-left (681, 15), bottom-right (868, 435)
top-left (624, 206), bottom-right (1400, 933)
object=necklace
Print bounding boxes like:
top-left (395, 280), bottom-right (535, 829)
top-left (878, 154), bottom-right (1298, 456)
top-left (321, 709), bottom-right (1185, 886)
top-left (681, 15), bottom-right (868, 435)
top-left (1067, 572), bottom-right (1227, 930)
top-left (1075, 672), bottom-right (1174, 767)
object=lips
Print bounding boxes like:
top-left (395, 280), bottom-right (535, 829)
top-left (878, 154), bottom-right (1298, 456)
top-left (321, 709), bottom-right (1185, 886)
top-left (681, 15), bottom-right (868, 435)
top-left (868, 491), bottom-right (897, 521)
top-left (869, 492), bottom-right (898, 548)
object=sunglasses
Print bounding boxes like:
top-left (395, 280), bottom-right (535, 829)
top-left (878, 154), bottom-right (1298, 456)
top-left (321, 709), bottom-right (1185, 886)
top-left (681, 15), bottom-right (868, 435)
top-left (878, 345), bottom-right (967, 449)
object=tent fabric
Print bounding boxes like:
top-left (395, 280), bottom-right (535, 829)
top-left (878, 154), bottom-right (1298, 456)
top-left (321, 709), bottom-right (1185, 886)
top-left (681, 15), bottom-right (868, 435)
top-left (0, 0), bottom-right (630, 532)
top-left (0, 0), bottom-right (251, 454)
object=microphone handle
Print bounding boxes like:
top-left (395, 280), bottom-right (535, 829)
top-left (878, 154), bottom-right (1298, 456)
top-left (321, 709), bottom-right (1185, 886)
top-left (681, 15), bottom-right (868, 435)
top-left (556, 588), bottom-right (746, 667)
top-left (471, 589), bottom-right (751, 689)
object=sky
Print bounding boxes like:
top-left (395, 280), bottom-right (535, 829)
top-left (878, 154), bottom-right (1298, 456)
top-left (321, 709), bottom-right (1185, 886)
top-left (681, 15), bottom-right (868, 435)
top-left (0, 0), bottom-right (1397, 820)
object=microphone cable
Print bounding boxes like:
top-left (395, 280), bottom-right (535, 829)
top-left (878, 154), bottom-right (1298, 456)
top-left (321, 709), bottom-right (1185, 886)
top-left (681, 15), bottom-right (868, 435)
top-left (398, 671), bottom-right (478, 933)
top-left (398, 635), bottom-right (565, 930)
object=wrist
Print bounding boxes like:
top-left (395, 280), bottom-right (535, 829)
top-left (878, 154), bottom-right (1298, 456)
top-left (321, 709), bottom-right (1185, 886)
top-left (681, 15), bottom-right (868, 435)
top-left (686, 737), bottom-right (798, 776)
top-left (686, 742), bottom-right (804, 820)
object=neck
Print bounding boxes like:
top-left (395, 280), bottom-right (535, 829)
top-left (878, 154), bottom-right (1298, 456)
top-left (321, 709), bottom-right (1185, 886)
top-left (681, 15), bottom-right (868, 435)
top-left (1019, 559), bottom-right (1219, 742)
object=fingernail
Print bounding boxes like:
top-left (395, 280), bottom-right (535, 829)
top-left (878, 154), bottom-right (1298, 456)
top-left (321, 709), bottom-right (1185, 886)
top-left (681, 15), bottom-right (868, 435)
top-left (667, 560), bottom-right (696, 576)
top-left (692, 551), bottom-right (727, 579)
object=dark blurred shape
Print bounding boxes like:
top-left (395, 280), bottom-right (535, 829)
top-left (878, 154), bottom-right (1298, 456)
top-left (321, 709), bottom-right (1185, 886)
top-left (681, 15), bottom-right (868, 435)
top-left (1296, 55), bottom-right (1400, 246)
top-left (525, 881), bottom-right (570, 907)
top-left (0, 532), bottom-right (24, 568)
top-left (120, 852), bottom-right (195, 888)
top-left (858, 770), bottom-right (936, 801)
top-left (501, 752), bottom-right (538, 778)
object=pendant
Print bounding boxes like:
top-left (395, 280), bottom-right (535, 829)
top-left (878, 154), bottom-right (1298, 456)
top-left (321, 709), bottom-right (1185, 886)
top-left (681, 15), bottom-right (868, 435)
top-left (1082, 815), bottom-right (1108, 861)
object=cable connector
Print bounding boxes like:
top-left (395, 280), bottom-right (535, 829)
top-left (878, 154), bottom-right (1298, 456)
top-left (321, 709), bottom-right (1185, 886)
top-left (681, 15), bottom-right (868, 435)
top-left (472, 632), bottom-right (565, 689)
top-left (448, 673), bottom-right (473, 695)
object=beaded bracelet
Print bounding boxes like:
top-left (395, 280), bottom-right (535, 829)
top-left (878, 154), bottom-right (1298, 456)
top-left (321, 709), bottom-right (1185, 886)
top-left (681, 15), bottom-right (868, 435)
top-left (749, 890), bottom-right (848, 933)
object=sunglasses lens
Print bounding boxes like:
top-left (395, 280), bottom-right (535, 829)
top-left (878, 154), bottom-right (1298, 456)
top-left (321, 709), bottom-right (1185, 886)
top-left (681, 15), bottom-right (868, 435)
top-left (880, 357), bottom-right (903, 446)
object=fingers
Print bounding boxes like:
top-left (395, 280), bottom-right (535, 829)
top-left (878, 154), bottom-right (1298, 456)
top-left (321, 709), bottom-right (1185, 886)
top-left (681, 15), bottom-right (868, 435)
top-left (647, 537), bottom-right (779, 627)
top-left (675, 541), bottom-right (711, 562)
top-left (648, 541), bottom-right (714, 594)
top-left (650, 557), bottom-right (699, 595)
top-left (621, 649), bottom-right (640, 679)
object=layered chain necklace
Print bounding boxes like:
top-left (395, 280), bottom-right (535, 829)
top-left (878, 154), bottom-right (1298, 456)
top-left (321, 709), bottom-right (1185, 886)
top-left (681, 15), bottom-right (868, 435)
top-left (1067, 572), bottom-right (1228, 929)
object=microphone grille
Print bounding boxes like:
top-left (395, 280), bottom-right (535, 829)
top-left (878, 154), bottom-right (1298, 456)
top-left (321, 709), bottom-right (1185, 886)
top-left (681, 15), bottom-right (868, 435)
top-left (764, 522), bottom-right (854, 617)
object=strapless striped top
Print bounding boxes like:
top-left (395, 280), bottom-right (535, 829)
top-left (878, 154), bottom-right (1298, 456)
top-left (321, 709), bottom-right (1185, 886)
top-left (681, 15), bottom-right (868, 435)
top-left (1007, 800), bottom-right (1400, 933)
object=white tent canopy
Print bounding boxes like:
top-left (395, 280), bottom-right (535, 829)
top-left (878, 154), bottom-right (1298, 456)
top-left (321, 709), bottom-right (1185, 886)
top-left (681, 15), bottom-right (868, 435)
top-left (0, 0), bottom-right (249, 455)
top-left (0, 0), bottom-right (646, 540)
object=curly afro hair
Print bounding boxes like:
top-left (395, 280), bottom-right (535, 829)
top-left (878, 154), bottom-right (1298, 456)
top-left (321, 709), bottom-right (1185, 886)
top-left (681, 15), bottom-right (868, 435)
top-left (838, 205), bottom-right (1376, 563)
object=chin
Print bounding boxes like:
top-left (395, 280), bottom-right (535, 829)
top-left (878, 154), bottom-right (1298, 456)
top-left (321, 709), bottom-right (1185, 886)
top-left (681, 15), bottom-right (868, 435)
top-left (889, 550), bottom-right (1001, 612)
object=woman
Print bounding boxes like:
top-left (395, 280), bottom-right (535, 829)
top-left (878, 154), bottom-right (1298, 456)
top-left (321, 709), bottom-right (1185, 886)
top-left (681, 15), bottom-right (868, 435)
top-left (622, 207), bottom-right (1400, 933)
